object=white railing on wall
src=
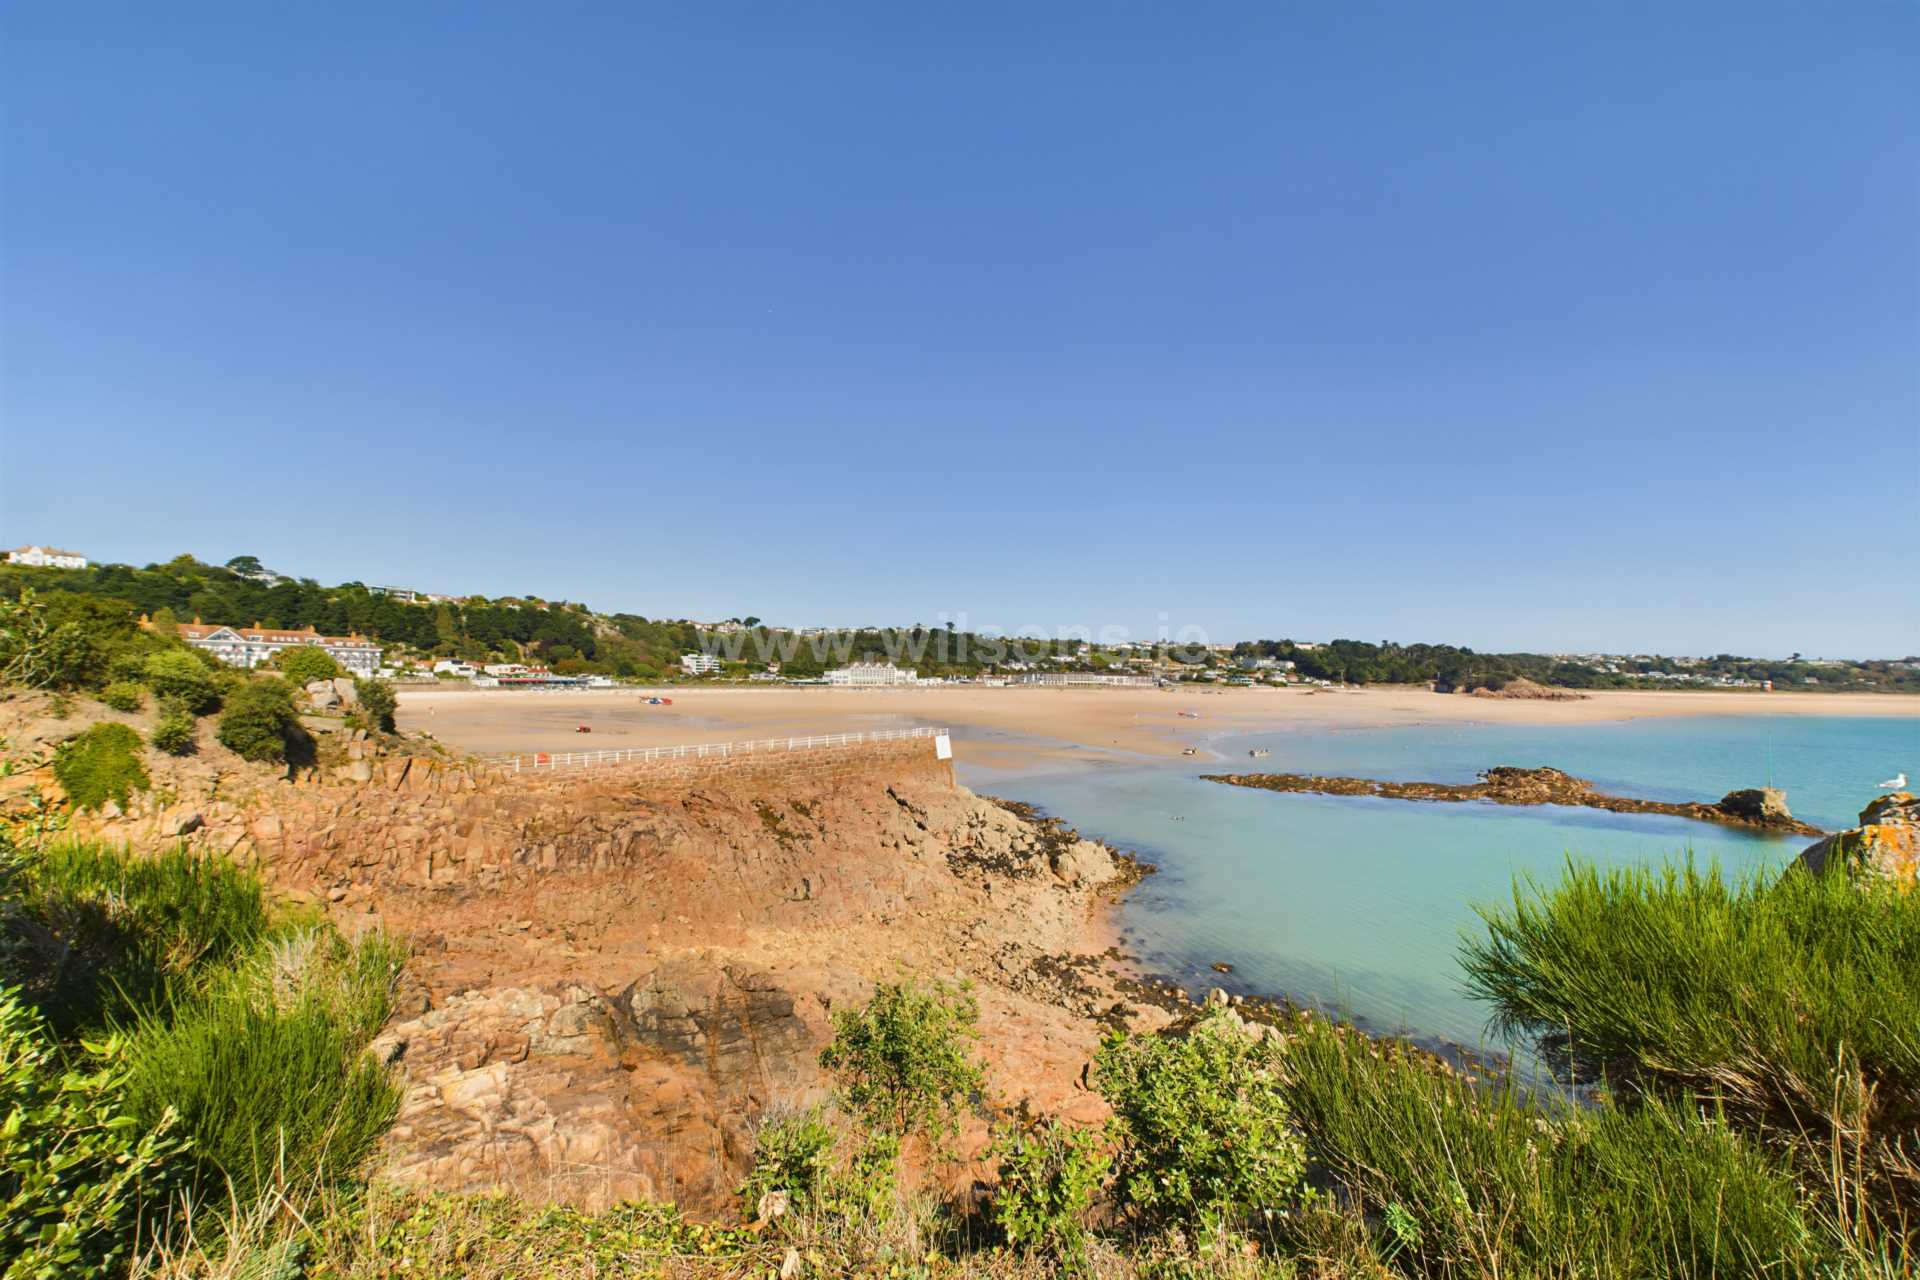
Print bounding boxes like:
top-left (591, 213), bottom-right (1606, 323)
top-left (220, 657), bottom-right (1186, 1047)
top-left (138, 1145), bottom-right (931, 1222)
top-left (484, 726), bottom-right (949, 773)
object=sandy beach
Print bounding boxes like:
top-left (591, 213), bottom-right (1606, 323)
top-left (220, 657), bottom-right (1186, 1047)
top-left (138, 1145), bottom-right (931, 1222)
top-left (397, 684), bottom-right (1920, 770)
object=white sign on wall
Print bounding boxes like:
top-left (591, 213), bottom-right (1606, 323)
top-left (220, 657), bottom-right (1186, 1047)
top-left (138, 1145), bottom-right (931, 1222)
top-left (934, 732), bottom-right (952, 761)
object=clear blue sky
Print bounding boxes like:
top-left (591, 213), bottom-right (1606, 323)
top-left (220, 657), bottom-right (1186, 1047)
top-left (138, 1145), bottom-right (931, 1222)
top-left (4, 2), bottom-right (1915, 656)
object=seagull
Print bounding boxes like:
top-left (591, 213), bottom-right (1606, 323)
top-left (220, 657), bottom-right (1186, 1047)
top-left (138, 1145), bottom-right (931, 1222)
top-left (1879, 772), bottom-right (1908, 790)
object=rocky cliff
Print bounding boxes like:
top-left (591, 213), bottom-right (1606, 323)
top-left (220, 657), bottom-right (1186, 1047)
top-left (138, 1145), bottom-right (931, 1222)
top-left (5, 695), bottom-right (1158, 1216)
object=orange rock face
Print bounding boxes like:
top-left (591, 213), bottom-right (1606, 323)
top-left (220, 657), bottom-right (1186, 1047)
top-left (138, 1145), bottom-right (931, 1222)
top-left (53, 735), bottom-right (1157, 1216)
top-left (1797, 792), bottom-right (1919, 890)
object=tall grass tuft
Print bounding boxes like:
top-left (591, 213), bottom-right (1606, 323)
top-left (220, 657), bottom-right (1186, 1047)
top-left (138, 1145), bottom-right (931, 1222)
top-left (1275, 1017), bottom-right (1829, 1278)
top-left (7, 841), bottom-right (269, 1032)
top-left (1460, 856), bottom-right (1920, 1232)
top-left (121, 927), bottom-right (405, 1211)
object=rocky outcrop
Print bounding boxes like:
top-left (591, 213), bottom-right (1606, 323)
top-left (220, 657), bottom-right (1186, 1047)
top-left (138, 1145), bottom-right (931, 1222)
top-left (1717, 788), bottom-right (1795, 827)
top-left (79, 737), bottom-right (1146, 1217)
top-left (1462, 678), bottom-right (1588, 701)
top-left (348, 761), bottom-right (1155, 1215)
top-left (303, 678), bottom-right (359, 711)
top-left (373, 961), bottom-right (828, 1209)
top-left (1205, 766), bottom-right (1823, 836)
top-left (1797, 793), bottom-right (1918, 889)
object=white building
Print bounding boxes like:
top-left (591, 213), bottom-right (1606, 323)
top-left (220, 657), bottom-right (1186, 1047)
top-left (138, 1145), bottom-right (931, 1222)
top-left (1014, 673), bottom-right (1156, 688)
top-left (826, 662), bottom-right (920, 687)
top-left (432, 659), bottom-right (478, 677)
top-left (680, 653), bottom-right (723, 675)
top-left (6, 545), bottom-right (88, 570)
top-left (167, 619), bottom-right (383, 677)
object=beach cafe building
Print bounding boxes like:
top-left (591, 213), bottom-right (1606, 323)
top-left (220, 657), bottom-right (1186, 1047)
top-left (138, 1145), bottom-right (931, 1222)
top-left (825, 662), bottom-right (921, 687)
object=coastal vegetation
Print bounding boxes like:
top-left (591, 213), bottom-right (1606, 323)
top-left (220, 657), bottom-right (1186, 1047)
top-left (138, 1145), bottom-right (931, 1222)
top-left (1463, 858), bottom-right (1920, 1236)
top-left (50, 722), bottom-right (150, 813)
top-left (1, 812), bottom-right (1912, 1274)
top-left (0, 836), bottom-right (401, 1277)
top-left (272, 644), bottom-right (342, 685)
top-left (215, 677), bottom-right (306, 763)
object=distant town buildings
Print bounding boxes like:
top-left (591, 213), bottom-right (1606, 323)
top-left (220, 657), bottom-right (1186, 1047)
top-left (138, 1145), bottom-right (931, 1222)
top-left (5, 544), bottom-right (89, 570)
top-left (371, 586), bottom-right (467, 605)
top-left (163, 618), bottom-right (382, 677)
top-left (1013, 673), bottom-right (1156, 688)
top-left (680, 653), bottom-right (724, 675)
top-left (826, 662), bottom-right (920, 687)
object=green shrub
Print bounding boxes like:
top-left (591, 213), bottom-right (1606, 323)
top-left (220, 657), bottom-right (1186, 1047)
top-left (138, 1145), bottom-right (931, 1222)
top-left (142, 650), bottom-right (221, 714)
top-left (99, 681), bottom-right (144, 713)
top-left (1275, 1016), bottom-right (1830, 1278)
top-left (0, 987), bottom-right (188, 1279)
top-left (106, 652), bottom-right (149, 685)
top-left (0, 589), bottom-right (116, 691)
top-left (50, 723), bottom-right (149, 812)
top-left (276, 645), bottom-right (341, 685)
top-left (819, 978), bottom-right (984, 1147)
top-left (216, 678), bottom-right (301, 763)
top-left (991, 1114), bottom-right (1109, 1266)
top-left (1461, 858), bottom-right (1920, 1221)
top-left (151, 711), bottom-right (196, 755)
top-left (122, 930), bottom-right (403, 1208)
top-left (1094, 1010), bottom-right (1308, 1231)
top-left (354, 676), bottom-right (398, 732)
top-left (739, 1106), bottom-right (837, 1215)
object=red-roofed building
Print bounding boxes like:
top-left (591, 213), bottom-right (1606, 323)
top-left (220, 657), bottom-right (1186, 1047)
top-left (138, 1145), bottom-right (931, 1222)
top-left (156, 617), bottom-right (383, 677)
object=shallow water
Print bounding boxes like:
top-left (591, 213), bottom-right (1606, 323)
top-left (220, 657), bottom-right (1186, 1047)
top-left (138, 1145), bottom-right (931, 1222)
top-left (962, 715), bottom-right (1918, 1055)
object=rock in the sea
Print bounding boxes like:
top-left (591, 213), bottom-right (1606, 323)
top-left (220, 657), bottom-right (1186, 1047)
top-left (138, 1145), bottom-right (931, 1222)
top-left (1717, 788), bottom-right (1794, 826)
top-left (1796, 792), bottom-right (1918, 889)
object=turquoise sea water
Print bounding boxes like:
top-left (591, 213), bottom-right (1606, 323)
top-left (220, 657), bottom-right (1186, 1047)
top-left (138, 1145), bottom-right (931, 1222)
top-left (961, 715), bottom-right (1918, 1056)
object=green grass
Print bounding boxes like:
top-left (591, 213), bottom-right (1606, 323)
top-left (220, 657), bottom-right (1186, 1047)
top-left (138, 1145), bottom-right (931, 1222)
top-left (7, 841), bottom-right (269, 1033)
top-left (1274, 1017), bottom-right (1830, 1278)
top-left (2, 838), bottom-right (406, 1268)
top-left (122, 927), bottom-right (406, 1209)
top-left (1460, 857), bottom-right (1920, 1229)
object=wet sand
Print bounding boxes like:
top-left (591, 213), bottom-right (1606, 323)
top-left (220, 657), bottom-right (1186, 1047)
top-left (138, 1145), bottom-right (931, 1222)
top-left (397, 684), bottom-right (1920, 770)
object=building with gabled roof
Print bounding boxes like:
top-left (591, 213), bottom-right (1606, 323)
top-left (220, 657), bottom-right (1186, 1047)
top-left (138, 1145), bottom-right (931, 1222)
top-left (153, 616), bottom-right (383, 676)
top-left (6, 545), bottom-right (88, 569)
